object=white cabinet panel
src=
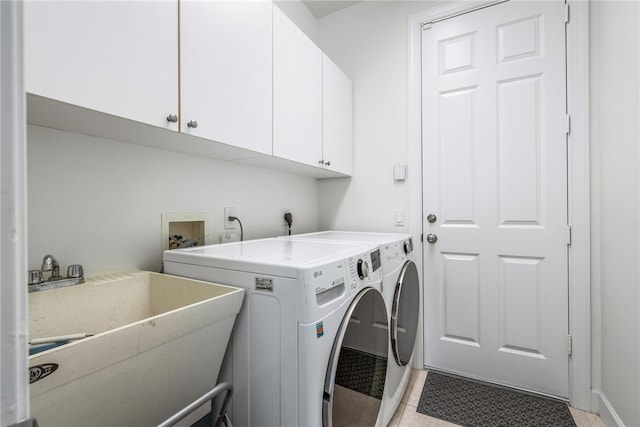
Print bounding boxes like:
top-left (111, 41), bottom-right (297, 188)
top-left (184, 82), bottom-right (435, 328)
top-left (322, 54), bottom-right (353, 176)
top-left (24, 1), bottom-right (178, 130)
top-left (273, 7), bottom-right (322, 168)
top-left (180, 1), bottom-right (272, 155)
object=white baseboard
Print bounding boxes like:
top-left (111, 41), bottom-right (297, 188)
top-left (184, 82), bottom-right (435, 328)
top-left (597, 390), bottom-right (626, 427)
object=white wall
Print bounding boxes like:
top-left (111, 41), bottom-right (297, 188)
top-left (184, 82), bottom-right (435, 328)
top-left (317, 1), bottom-right (443, 232)
top-left (27, 125), bottom-right (319, 273)
top-left (590, 1), bottom-right (640, 426)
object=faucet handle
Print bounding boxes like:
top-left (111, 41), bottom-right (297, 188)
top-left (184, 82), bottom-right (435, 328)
top-left (67, 264), bottom-right (84, 279)
top-left (28, 270), bottom-right (43, 285)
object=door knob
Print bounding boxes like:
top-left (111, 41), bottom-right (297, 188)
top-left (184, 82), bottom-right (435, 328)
top-left (427, 214), bottom-right (437, 223)
top-left (426, 233), bottom-right (438, 244)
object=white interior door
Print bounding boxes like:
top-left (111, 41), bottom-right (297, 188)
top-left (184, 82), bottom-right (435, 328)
top-left (422, 0), bottom-right (569, 398)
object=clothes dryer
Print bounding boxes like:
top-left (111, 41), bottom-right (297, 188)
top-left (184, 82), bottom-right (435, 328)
top-left (163, 238), bottom-right (389, 427)
top-left (281, 231), bottom-right (420, 426)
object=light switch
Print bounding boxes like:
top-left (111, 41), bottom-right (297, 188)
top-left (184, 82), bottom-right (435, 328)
top-left (394, 210), bottom-right (405, 226)
top-left (394, 164), bottom-right (406, 181)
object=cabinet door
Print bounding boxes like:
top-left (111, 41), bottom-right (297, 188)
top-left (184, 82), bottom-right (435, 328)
top-left (180, 1), bottom-right (272, 155)
top-left (273, 7), bottom-right (322, 167)
top-left (322, 54), bottom-right (353, 176)
top-left (24, 1), bottom-right (178, 130)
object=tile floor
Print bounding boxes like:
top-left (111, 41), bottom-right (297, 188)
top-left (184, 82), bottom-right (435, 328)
top-left (388, 370), bottom-right (605, 427)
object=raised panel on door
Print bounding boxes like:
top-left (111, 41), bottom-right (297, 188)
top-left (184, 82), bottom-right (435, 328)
top-left (273, 7), bottom-right (323, 167)
top-left (24, 1), bottom-right (178, 130)
top-left (422, 0), bottom-right (569, 398)
top-left (322, 54), bottom-right (353, 176)
top-left (180, 1), bottom-right (272, 155)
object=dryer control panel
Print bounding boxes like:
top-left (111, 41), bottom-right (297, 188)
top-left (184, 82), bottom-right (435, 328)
top-left (380, 239), bottom-right (413, 275)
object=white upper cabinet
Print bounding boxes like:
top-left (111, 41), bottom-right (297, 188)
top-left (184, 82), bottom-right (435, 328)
top-left (24, 1), bottom-right (179, 130)
top-left (24, 1), bottom-right (351, 178)
top-left (273, 7), bottom-right (352, 176)
top-left (273, 7), bottom-right (323, 168)
top-left (322, 54), bottom-right (353, 176)
top-left (180, 1), bottom-right (272, 155)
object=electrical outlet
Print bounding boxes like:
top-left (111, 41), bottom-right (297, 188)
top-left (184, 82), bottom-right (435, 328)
top-left (224, 207), bottom-right (236, 229)
top-left (281, 208), bottom-right (292, 226)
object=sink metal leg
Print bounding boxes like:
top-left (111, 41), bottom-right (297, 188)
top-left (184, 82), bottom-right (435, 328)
top-left (156, 382), bottom-right (233, 427)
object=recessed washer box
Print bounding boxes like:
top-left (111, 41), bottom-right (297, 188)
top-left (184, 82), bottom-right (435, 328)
top-left (161, 212), bottom-right (210, 252)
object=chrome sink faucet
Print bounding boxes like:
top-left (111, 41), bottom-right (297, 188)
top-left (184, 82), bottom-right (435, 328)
top-left (28, 254), bottom-right (84, 292)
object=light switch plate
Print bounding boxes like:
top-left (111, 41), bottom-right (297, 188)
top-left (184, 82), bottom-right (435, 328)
top-left (394, 163), bottom-right (406, 181)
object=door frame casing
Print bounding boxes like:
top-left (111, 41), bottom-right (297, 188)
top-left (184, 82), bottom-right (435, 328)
top-left (407, 0), bottom-right (591, 411)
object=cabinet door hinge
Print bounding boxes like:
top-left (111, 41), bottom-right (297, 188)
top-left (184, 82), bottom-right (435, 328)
top-left (565, 114), bottom-right (571, 135)
top-left (566, 225), bottom-right (572, 245)
top-left (565, 3), bottom-right (570, 24)
top-left (567, 335), bottom-right (573, 355)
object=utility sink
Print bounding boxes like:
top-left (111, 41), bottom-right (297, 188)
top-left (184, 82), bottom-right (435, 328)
top-left (29, 270), bottom-right (244, 427)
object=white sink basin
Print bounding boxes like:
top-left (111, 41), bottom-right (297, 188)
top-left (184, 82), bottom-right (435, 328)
top-left (29, 270), bottom-right (244, 427)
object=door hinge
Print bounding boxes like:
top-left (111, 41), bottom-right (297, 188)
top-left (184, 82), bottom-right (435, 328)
top-left (566, 225), bottom-right (572, 245)
top-left (567, 335), bottom-right (573, 356)
top-left (565, 3), bottom-right (570, 24)
top-left (422, 22), bottom-right (433, 31)
top-left (565, 115), bottom-right (571, 135)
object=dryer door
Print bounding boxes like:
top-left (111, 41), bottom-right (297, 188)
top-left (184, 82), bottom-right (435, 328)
top-left (323, 288), bottom-right (388, 427)
top-left (391, 260), bottom-right (420, 366)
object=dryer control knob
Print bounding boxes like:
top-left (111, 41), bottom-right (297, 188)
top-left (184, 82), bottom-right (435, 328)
top-left (403, 241), bottom-right (411, 255)
top-left (357, 259), bottom-right (369, 280)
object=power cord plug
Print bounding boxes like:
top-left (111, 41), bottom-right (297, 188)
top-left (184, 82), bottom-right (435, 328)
top-left (284, 212), bottom-right (293, 235)
top-left (228, 216), bottom-right (244, 241)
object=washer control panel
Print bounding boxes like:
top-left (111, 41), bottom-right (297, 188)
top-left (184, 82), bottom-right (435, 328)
top-left (348, 249), bottom-right (381, 293)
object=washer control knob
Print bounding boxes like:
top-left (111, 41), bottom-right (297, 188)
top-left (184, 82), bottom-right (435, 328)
top-left (403, 241), bottom-right (411, 255)
top-left (357, 259), bottom-right (369, 280)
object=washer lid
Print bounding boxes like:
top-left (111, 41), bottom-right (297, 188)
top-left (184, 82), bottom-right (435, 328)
top-left (163, 238), bottom-right (377, 278)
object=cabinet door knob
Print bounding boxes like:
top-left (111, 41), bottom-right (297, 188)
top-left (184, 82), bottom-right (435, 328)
top-left (318, 160), bottom-right (325, 166)
top-left (166, 114), bottom-right (178, 123)
top-left (187, 120), bottom-right (198, 129)
top-left (325, 160), bottom-right (331, 167)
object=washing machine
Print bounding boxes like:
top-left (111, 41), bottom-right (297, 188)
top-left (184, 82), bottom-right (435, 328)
top-left (163, 237), bottom-right (389, 427)
top-left (281, 231), bottom-right (420, 426)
